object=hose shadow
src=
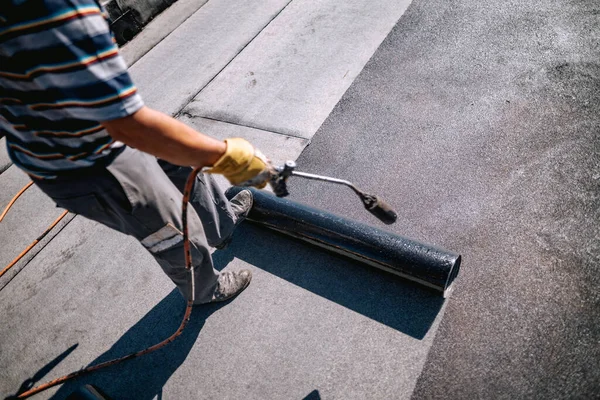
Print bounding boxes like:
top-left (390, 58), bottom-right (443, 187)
top-left (213, 224), bottom-right (444, 340)
top-left (48, 289), bottom-right (226, 400)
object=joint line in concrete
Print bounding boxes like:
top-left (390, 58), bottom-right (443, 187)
top-left (180, 112), bottom-right (309, 141)
top-left (173, 0), bottom-right (295, 119)
top-left (0, 213), bottom-right (77, 292)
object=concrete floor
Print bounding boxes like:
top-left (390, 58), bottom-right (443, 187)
top-left (1, 0), bottom-right (599, 399)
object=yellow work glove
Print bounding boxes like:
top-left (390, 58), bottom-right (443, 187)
top-left (206, 138), bottom-right (274, 189)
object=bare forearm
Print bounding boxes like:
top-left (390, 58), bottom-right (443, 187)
top-left (101, 106), bottom-right (226, 167)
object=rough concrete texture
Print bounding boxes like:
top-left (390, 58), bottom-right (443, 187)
top-left (187, 0), bottom-right (412, 138)
top-left (0, 213), bottom-right (75, 291)
top-left (0, 137), bottom-right (11, 174)
top-left (0, 167), bottom-right (68, 275)
top-left (0, 218), bottom-right (176, 399)
top-left (286, 0), bottom-right (600, 398)
top-left (129, 0), bottom-right (292, 115)
top-left (120, 0), bottom-right (209, 67)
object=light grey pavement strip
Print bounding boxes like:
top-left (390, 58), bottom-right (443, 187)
top-left (0, 166), bottom-right (69, 277)
top-left (185, 0), bottom-right (412, 138)
top-left (178, 114), bottom-right (309, 164)
top-left (120, 0), bottom-right (209, 67)
top-left (129, 0), bottom-right (292, 116)
top-left (0, 212), bottom-right (75, 292)
top-left (0, 137), bottom-right (11, 174)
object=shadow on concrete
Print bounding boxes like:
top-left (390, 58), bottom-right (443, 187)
top-left (4, 344), bottom-right (79, 400)
top-left (44, 289), bottom-right (226, 400)
top-left (303, 389), bottom-right (322, 400)
top-left (214, 224), bottom-right (444, 340)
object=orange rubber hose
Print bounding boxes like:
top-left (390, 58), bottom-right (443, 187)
top-left (0, 181), bottom-right (33, 223)
top-left (0, 210), bottom-right (69, 280)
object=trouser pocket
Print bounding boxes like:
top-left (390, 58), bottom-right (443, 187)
top-left (40, 178), bottom-right (132, 234)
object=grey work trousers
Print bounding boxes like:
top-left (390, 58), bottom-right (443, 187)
top-left (34, 146), bottom-right (237, 304)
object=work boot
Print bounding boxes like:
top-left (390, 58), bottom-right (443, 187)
top-left (215, 189), bottom-right (253, 249)
top-left (208, 269), bottom-right (252, 303)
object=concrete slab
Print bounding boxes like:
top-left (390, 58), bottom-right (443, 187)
top-left (129, 0), bottom-right (292, 116)
top-left (178, 114), bottom-right (309, 165)
top-left (120, 0), bottom-right (209, 67)
top-left (0, 212), bottom-right (75, 291)
top-left (0, 137), bottom-right (11, 174)
top-left (0, 215), bottom-right (446, 400)
top-left (185, 0), bottom-right (412, 138)
top-left (0, 166), bottom-right (69, 283)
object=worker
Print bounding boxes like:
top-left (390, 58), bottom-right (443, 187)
top-left (0, 0), bottom-right (274, 304)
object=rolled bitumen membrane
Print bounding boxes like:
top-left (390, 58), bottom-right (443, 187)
top-left (226, 187), bottom-right (461, 297)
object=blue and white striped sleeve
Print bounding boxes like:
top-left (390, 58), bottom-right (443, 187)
top-left (0, 0), bottom-right (144, 122)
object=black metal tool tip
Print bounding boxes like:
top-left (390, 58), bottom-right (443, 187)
top-left (360, 194), bottom-right (398, 224)
top-left (368, 197), bottom-right (398, 224)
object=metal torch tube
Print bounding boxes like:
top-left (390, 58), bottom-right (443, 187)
top-left (226, 187), bottom-right (461, 297)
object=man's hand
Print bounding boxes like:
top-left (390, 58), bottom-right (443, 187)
top-left (206, 138), bottom-right (275, 189)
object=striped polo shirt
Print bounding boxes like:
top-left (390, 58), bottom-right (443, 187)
top-left (0, 0), bottom-right (144, 179)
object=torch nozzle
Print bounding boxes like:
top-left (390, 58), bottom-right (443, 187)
top-left (270, 161), bottom-right (398, 224)
top-left (359, 193), bottom-right (398, 225)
